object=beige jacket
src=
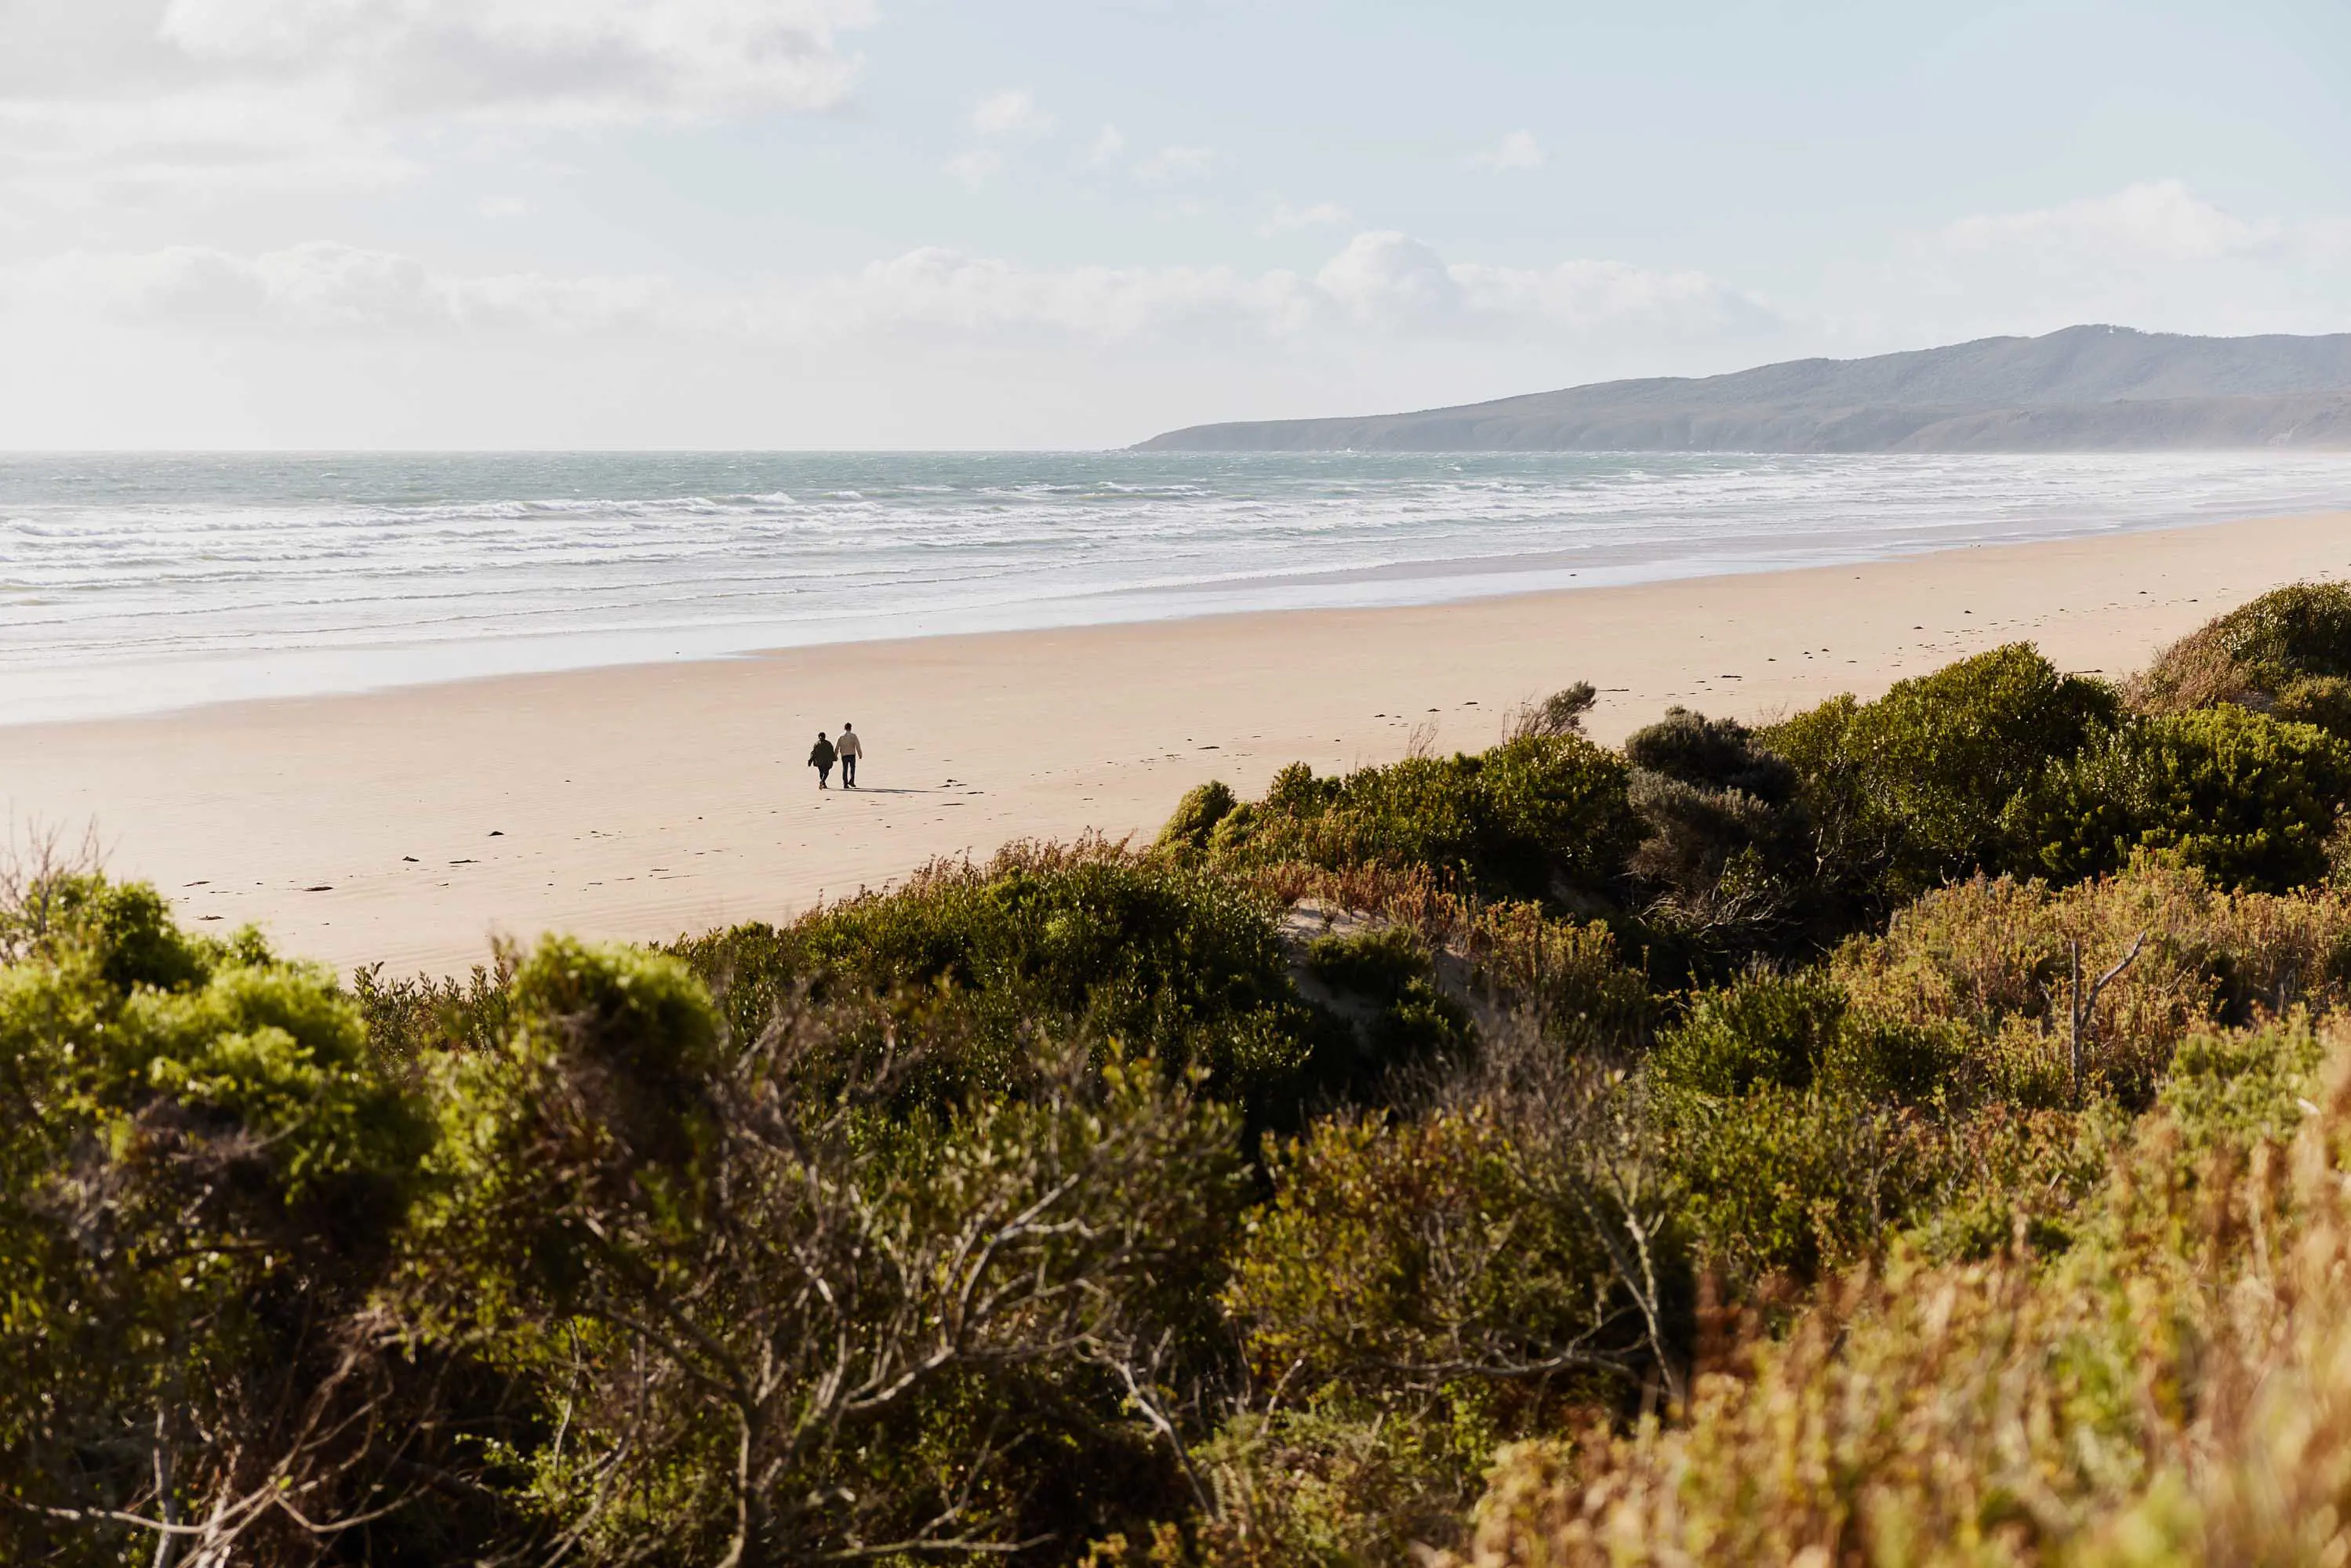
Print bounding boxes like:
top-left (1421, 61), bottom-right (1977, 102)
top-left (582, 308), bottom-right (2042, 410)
top-left (835, 730), bottom-right (864, 759)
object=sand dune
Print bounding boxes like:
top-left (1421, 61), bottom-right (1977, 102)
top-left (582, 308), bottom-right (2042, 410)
top-left (2, 510), bottom-right (2347, 978)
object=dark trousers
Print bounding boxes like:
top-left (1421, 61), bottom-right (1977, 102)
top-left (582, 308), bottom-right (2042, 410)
top-left (841, 755), bottom-right (858, 787)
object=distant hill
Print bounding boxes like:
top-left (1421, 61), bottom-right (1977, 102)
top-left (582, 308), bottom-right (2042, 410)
top-left (1136, 326), bottom-right (2351, 452)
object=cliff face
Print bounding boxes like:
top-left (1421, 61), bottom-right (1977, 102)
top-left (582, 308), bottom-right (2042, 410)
top-left (1136, 327), bottom-right (2351, 452)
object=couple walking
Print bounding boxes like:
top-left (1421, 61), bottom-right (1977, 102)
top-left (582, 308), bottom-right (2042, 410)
top-left (808, 723), bottom-right (864, 789)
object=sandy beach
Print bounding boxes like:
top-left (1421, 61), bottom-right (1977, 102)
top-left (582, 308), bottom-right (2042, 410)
top-left (3, 509), bottom-right (2347, 978)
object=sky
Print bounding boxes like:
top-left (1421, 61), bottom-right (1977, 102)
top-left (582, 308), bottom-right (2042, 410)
top-left (2, 0), bottom-right (2347, 449)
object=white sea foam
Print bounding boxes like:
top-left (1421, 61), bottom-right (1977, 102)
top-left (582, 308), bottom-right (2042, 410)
top-left (2, 450), bottom-right (2347, 724)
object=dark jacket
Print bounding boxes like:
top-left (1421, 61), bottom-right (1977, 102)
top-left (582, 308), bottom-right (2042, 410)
top-left (808, 738), bottom-right (837, 768)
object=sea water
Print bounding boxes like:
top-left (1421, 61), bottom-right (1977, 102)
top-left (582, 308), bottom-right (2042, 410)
top-left (4, 449), bottom-right (2349, 725)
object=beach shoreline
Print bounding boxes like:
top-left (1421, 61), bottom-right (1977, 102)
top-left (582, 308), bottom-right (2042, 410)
top-left (5, 507), bottom-right (2348, 978)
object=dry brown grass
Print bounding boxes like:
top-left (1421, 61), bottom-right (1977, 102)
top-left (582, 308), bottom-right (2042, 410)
top-left (2126, 622), bottom-right (2266, 717)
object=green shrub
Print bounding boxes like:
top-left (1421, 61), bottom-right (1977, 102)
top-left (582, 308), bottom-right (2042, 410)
top-left (1437, 1021), bottom-right (2351, 1568)
top-left (1227, 1109), bottom-right (1658, 1425)
top-left (2004, 706), bottom-right (2351, 892)
top-left (1833, 864), bottom-right (2351, 1109)
top-left (1657, 1082), bottom-right (1926, 1288)
top-left (2159, 1013), bottom-right (2329, 1156)
top-left (1623, 707), bottom-right (1798, 803)
top-left (2274, 673), bottom-right (2351, 738)
top-left (665, 842), bottom-right (1350, 1136)
top-left (1202, 735), bottom-right (1637, 906)
top-left (1463, 903), bottom-right (1656, 1054)
top-left (1650, 969), bottom-right (1965, 1108)
top-left (1157, 779), bottom-right (1238, 852)
top-left (1767, 644), bottom-right (2117, 907)
top-left (0, 873), bottom-right (435, 1566)
top-left (416, 939), bottom-right (1245, 1565)
top-left (353, 950), bottom-right (516, 1064)
top-left (1618, 709), bottom-right (1819, 972)
top-left (2193, 579), bottom-right (2351, 682)
top-left (1649, 971), bottom-right (1848, 1098)
top-left (2135, 581), bottom-right (2351, 722)
top-left (1304, 924), bottom-right (1473, 1073)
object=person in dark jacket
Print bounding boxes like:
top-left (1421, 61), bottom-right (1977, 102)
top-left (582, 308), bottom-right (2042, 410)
top-left (808, 731), bottom-right (836, 788)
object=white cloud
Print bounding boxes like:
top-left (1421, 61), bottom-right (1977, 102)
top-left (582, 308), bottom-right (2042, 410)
top-left (1086, 123), bottom-right (1127, 168)
top-left (0, 0), bottom-right (876, 202)
top-left (1942, 180), bottom-right (2278, 263)
top-left (1851, 179), bottom-right (2351, 343)
top-left (1454, 257), bottom-right (1768, 333)
top-left (1315, 231), bottom-right (1462, 325)
top-left (944, 148), bottom-right (1003, 189)
top-left (1134, 143), bottom-right (1216, 185)
top-left (478, 194), bottom-right (533, 219)
top-left (970, 86), bottom-right (1053, 138)
top-left (1261, 198), bottom-right (1352, 234)
top-left (18, 241), bottom-right (672, 333)
top-left (1467, 129), bottom-right (1544, 172)
top-left (2, 231), bottom-right (1770, 354)
top-left (4, 242), bottom-right (671, 334)
top-left (158, 0), bottom-right (877, 122)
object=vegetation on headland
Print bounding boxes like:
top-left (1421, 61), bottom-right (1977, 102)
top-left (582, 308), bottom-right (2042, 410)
top-left (16, 586), bottom-right (2351, 1564)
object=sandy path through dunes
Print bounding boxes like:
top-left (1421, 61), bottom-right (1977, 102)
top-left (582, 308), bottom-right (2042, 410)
top-left (2, 510), bottom-right (2347, 977)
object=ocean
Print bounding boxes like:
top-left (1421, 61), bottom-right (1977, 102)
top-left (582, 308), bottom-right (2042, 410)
top-left (5, 449), bottom-right (2349, 725)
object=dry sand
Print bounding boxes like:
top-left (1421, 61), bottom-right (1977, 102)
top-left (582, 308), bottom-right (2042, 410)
top-left (4, 510), bottom-right (2348, 978)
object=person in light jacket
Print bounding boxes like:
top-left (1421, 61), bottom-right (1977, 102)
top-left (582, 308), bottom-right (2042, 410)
top-left (808, 731), bottom-right (836, 789)
top-left (836, 722), bottom-right (863, 788)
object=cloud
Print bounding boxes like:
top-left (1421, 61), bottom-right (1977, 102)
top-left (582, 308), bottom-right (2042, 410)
top-left (1085, 123), bottom-right (1127, 168)
top-left (155, 0), bottom-right (877, 122)
top-left (1855, 179), bottom-right (2351, 342)
top-left (0, 0), bottom-right (877, 202)
top-left (3, 231), bottom-right (1771, 353)
top-left (1133, 143), bottom-right (1216, 185)
top-left (1261, 198), bottom-right (1352, 234)
top-left (970, 85), bottom-right (1053, 138)
top-left (1315, 231), bottom-right (1462, 324)
top-left (944, 148), bottom-right (1003, 189)
top-left (1467, 129), bottom-right (1544, 172)
top-left (1942, 179), bottom-right (2279, 263)
top-left (5, 241), bottom-right (672, 334)
top-left (477, 194), bottom-right (533, 219)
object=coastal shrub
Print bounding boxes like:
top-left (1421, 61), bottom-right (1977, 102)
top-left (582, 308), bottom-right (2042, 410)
top-left (1648, 969), bottom-right (1964, 1109)
top-left (1157, 779), bottom-right (1239, 852)
top-left (1149, 1406), bottom-right (1484, 1568)
top-left (2004, 706), bottom-right (2351, 892)
top-left (1833, 863), bottom-right (2351, 1107)
top-left (1506, 681), bottom-right (1597, 740)
top-left (411, 935), bottom-right (1245, 1565)
top-left (352, 949), bottom-right (516, 1065)
top-left (1303, 923), bottom-right (1472, 1069)
top-left (1227, 1111), bottom-right (1641, 1417)
top-left (664, 840), bottom-right (1346, 1131)
top-left (1648, 971), bottom-right (1848, 1098)
top-left (1196, 734), bottom-right (1637, 906)
top-left (1642, 973), bottom-right (1962, 1287)
top-left (1433, 1018), bottom-right (2351, 1568)
top-left (1461, 902), bottom-right (1657, 1054)
top-left (1766, 643), bottom-right (2118, 908)
top-left (2132, 580), bottom-right (2351, 728)
top-left (1620, 709), bottom-right (1817, 967)
top-left (0, 872), bottom-right (444, 1566)
top-left (1655, 1082), bottom-right (1928, 1289)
